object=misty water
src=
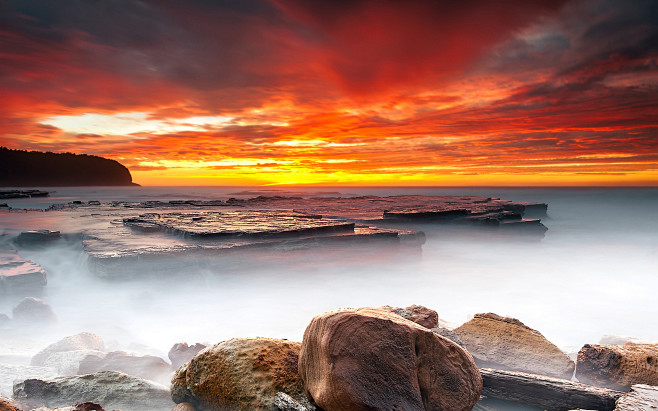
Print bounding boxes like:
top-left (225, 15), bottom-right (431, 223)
top-left (1, 186), bottom-right (657, 399)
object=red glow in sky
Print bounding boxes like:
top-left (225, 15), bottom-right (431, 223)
top-left (1, 0), bottom-right (656, 185)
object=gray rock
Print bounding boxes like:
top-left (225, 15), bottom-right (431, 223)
top-left (12, 297), bottom-right (56, 324)
top-left (32, 333), bottom-right (105, 367)
top-left (274, 392), bottom-right (315, 411)
top-left (615, 384), bottom-right (658, 410)
top-left (0, 363), bottom-right (58, 400)
top-left (13, 370), bottom-right (173, 411)
top-left (15, 230), bottom-right (61, 247)
top-left (431, 327), bottom-right (465, 348)
top-left (78, 351), bottom-right (172, 384)
top-left (168, 342), bottom-right (206, 369)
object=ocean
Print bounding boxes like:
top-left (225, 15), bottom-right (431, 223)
top-left (0, 186), bottom-right (657, 397)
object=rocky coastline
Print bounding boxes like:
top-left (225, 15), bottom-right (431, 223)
top-left (1, 303), bottom-right (657, 410)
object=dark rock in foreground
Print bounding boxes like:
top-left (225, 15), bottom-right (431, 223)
top-left (0, 250), bottom-right (47, 292)
top-left (298, 307), bottom-right (482, 411)
top-left (13, 371), bottom-right (172, 411)
top-left (455, 313), bottom-right (575, 379)
top-left (15, 230), bottom-right (61, 247)
top-left (576, 343), bottom-right (658, 390)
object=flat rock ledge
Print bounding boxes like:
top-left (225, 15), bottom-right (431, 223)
top-left (615, 384), bottom-right (658, 410)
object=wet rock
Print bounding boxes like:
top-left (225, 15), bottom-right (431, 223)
top-left (381, 304), bottom-right (438, 329)
top-left (31, 333), bottom-right (105, 367)
top-left (15, 230), bottom-right (61, 247)
top-left (576, 343), bottom-right (658, 390)
top-left (172, 338), bottom-right (310, 410)
top-left (615, 384), bottom-right (658, 410)
top-left (0, 250), bottom-right (47, 292)
top-left (431, 327), bottom-right (465, 348)
top-left (12, 297), bottom-right (57, 324)
top-left (171, 402), bottom-right (196, 411)
top-left (274, 392), bottom-right (315, 411)
top-left (455, 313), bottom-right (575, 379)
top-left (123, 211), bottom-right (355, 238)
top-left (78, 351), bottom-right (172, 384)
top-left (13, 370), bottom-right (173, 411)
top-left (168, 342), bottom-right (207, 369)
top-left (299, 307), bottom-right (482, 411)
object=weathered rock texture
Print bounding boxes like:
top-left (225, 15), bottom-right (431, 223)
top-left (480, 368), bottom-right (622, 411)
top-left (168, 342), bottom-right (207, 369)
top-left (274, 392), bottom-right (314, 411)
top-left (431, 327), bottom-right (465, 348)
top-left (576, 343), bottom-right (658, 390)
top-left (298, 307), bottom-right (482, 411)
top-left (13, 370), bottom-right (172, 411)
top-left (455, 313), bottom-right (575, 379)
top-left (380, 304), bottom-right (439, 329)
top-left (615, 384), bottom-right (658, 410)
top-left (171, 338), bottom-right (310, 411)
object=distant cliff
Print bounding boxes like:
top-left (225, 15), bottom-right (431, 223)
top-left (0, 147), bottom-right (139, 187)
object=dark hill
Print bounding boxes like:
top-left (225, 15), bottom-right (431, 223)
top-left (0, 147), bottom-right (139, 187)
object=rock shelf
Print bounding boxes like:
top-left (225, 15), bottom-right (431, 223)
top-left (0, 250), bottom-right (47, 292)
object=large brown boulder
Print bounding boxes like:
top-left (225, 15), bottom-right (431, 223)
top-left (576, 343), bottom-right (658, 390)
top-left (298, 307), bottom-right (482, 411)
top-left (171, 338), bottom-right (311, 411)
top-left (380, 305), bottom-right (439, 329)
top-left (454, 313), bottom-right (574, 379)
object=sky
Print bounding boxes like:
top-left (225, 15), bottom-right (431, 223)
top-left (0, 0), bottom-right (656, 186)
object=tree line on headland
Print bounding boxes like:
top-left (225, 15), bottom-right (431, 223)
top-left (0, 147), bottom-right (138, 187)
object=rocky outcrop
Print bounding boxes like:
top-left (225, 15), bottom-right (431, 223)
top-left (78, 351), bottom-right (172, 384)
top-left (576, 343), bottom-right (658, 390)
top-left (615, 384), bottom-right (658, 410)
top-left (31, 333), bottom-right (105, 367)
top-left (12, 297), bottom-right (57, 324)
top-left (454, 313), bottom-right (575, 379)
top-left (0, 251), bottom-right (47, 292)
top-left (380, 304), bottom-right (439, 329)
top-left (298, 307), bottom-right (482, 411)
top-left (171, 338), bottom-right (310, 410)
top-left (12, 370), bottom-right (172, 411)
top-left (168, 342), bottom-right (207, 369)
top-left (0, 147), bottom-right (137, 187)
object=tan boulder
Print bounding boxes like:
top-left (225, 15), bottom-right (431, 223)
top-left (298, 307), bottom-right (482, 411)
top-left (454, 313), bottom-right (574, 379)
top-left (576, 343), bottom-right (658, 390)
top-left (171, 338), bottom-right (310, 411)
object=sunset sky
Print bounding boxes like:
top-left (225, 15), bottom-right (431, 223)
top-left (1, 0), bottom-right (656, 186)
